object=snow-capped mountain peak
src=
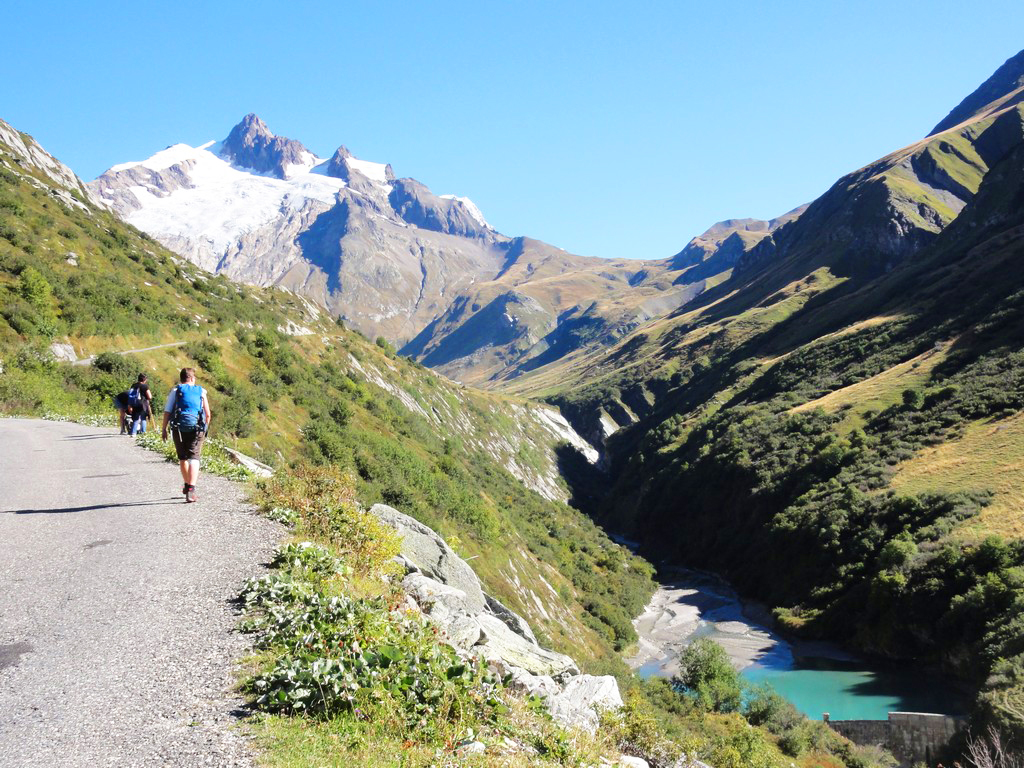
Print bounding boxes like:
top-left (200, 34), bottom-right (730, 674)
top-left (218, 113), bottom-right (312, 179)
top-left (87, 115), bottom-right (499, 343)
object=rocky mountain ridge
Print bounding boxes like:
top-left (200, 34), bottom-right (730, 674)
top-left (89, 115), bottom-right (801, 387)
top-left (930, 48), bottom-right (1024, 136)
top-left (89, 114), bottom-right (506, 343)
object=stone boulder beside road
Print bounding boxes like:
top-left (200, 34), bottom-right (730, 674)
top-left (371, 503), bottom-right (622, 733)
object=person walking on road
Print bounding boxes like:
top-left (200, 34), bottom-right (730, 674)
top-left (113, 389), bottom-right (131, 434)
top-left (161, 367), bottom-right (211, 503)
top-left (128, 373), bottom-right (153, 436)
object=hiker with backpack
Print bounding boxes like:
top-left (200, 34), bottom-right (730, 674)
top-left (127, 374), bottom-right (153, 436)
top-left (160, 367), bottom-right (212, 503)
top-left (113, 389), bottom-right (131, 435)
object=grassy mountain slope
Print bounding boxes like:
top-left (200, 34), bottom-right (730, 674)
top-left (0, 119), bottom-right (656, 666)
top-left (513, 95), bottom-right (1024, 412)
top-left (524, 54), bottom-right (1024, 736)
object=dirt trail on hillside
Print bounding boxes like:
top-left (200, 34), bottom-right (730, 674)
top-left (71, 341), bottom-right (187, 366)
top-left (0, 418), bottom-right (281, 767)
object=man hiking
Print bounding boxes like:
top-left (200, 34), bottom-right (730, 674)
top-left (161, 367), bottom-right (211, 503)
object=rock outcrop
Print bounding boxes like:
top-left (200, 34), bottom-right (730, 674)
top-left (371, 503), bottom-right (623, 732)
top-left (0, 118), bottom-right (98, 209)
top-left (220, 113), bottom-right (313, 178)
top-left (373, 503), bottom-right (488, 614)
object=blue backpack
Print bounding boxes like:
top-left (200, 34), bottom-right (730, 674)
top-left (171, 383), bottom-right (205, 431)
top-left (127, 384), bottom-right (144, 411)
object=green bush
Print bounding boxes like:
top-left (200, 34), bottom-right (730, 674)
top-left (673, 638), bottom-right (742, 713)
top-left (92, 351), bottom-right (142, 381)
top-left (743, 684), bottom-right (801, 734)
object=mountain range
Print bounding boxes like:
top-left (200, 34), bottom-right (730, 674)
top-left (90, 114), bottom-right (799, 386)
top-left (534, 47), bottom-right (1024, 735)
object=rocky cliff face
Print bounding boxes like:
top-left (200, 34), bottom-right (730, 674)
top-left (220, 113), bottom-right (315, 178)
top-left (0, 118), bottom-right (98, 210)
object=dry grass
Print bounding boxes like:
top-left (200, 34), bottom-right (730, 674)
top-left (791, 344), bottom-right (947, 420)
top-left (889, 414), bottom-right (1024, 541)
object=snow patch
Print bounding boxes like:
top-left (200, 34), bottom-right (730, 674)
top-left (110, 143), bottom-right (202, 173)
top-left (283, 151), bottom-right (321, 179)
top-left (104, 142), bottom-right (348, 255)
top-left (347, 158), bottom-right (389, 183)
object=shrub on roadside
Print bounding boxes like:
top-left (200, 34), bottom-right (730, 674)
top-left (92, 351), bottom-right (141, 380)
top-left (255, 463), bottom-right (401, 576)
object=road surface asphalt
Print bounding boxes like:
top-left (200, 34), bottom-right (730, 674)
top-left (0, 418), bottom-right (282, 767)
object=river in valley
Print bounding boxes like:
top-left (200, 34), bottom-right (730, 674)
top-left (627, 569), bottom-right (966, 720)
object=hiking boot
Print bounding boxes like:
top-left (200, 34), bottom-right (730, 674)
top-left (186, 485), bottom-right (198, 503)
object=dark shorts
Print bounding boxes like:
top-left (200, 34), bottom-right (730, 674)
top-left (171, 428), bottom-right (205, 461)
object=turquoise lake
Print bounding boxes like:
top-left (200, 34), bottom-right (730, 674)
top-left (741, 649), bottom-right (965, 720)
top-left (629, 569), bottom-right (965, 720)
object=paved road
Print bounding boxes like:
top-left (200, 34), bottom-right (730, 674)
top-left (0, 419), bottom-right (282, 767)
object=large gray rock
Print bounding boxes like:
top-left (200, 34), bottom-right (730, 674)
top-left (401, 572), bottom-right (483, 649)
top-left (372, 504), bottom-right (486, 613)
top-left (402, 572), bottom-right (578, 679)
top-left (545, 674), bottom-right (623, 732)
top-left (48, 342), bottom-right (76, 363)
top-left (475, 613), bottom-right (579, 679)
top-left (402, 572), bottom-right (474, 618)
top-left (504, 667), bottom-right (561, 699)
top-left (485, 593), bottom-right (537, 644)
top-left (222, 447), bottom-right (273, 478)
top-left (376, 503), bottom-right (624, 730)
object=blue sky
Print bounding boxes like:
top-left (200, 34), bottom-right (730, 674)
top-left (3, 1), bottom-right (1023, 260)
